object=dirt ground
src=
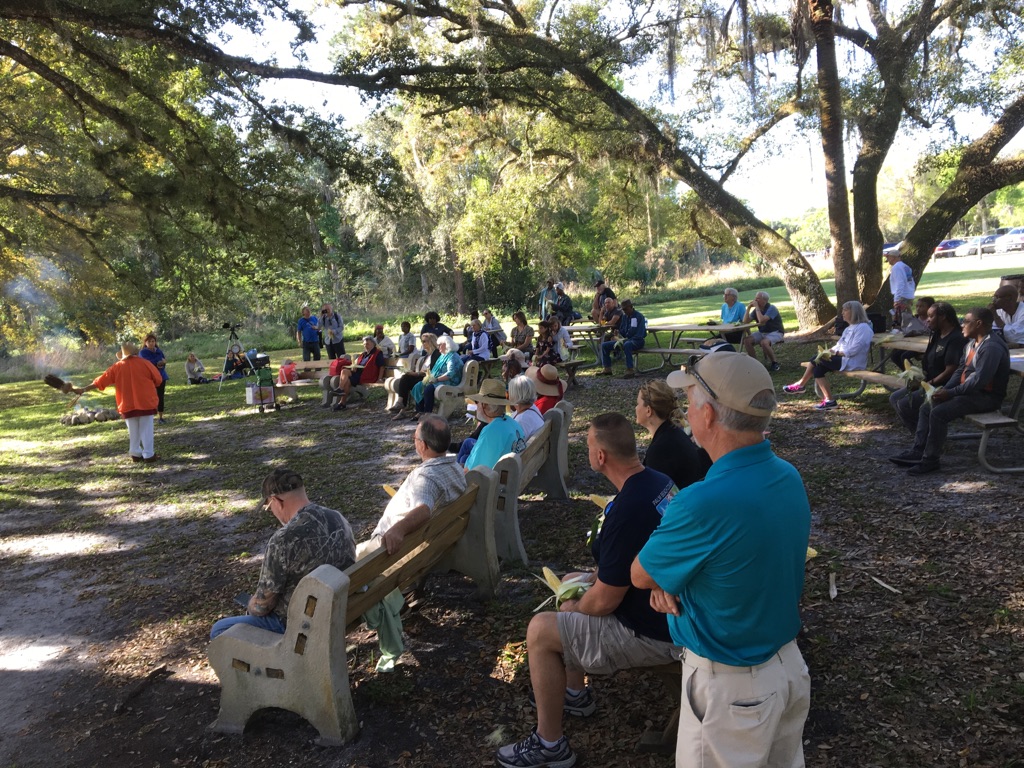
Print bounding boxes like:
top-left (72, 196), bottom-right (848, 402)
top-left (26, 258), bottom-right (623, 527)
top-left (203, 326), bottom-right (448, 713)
top-left (1, 361), bottom-right (1023, 768)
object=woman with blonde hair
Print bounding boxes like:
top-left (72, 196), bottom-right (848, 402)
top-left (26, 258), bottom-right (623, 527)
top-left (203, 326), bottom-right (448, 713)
top-left (390, 333), bottom-right (440, 418)
top-left (636, 379), bottom-right (710, 489)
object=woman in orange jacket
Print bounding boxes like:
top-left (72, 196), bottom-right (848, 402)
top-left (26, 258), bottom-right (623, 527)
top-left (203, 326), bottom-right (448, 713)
top-left (74, 342), bottom-right (164, 463)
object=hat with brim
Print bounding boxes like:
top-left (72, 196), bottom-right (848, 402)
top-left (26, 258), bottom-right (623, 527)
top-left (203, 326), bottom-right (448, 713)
top-left (468, 380), bottom-right (510, 420)
top-left (666, 352), bottom-right (776, 417)
top-left (525, 363), bottom-right (563, 397)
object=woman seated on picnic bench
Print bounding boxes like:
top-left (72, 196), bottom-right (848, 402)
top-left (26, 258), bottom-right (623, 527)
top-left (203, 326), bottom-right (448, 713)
top-left (501, 348), bottom-right (526, 384)
top-left (461, 319), bottom-right (491, 363)
top-left (185, 353), bottom-right (209, 384)
top-left (389, 334), bottom-right (439, 419)
top-left (331, 336), bottom-right (386, 411)
top-left (783, 300), bottom-right (875, 411)
top-left (533, 319), bottom-right (563, 367)
top-left (223, 346), bottom-right (250, 378)
top-left (481, 308), bottom-right (506, 354)
top-left (502, 311), bottom-right (534, 358)
top-left (636, 379), bottom-right (710, 489)
top-left (549, 316), bottom-right (573, 360)
top-left (411, 335), bottom-right (463, 419)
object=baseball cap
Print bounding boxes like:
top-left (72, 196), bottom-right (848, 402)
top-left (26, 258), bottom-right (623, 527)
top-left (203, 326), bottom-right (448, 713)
top-left (666, 352), bottom-right (776, 417)
top-left (362, 335), bottom-right (377, 345)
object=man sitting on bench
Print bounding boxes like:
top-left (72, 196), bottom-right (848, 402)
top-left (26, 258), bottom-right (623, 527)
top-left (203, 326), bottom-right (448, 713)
top-left (890, 307), bottom-right (1011, 475)
top-left (356, 414), bottom-right (466, 559)
top-left (210, 469), bottom-right (355, 639)
top-left (496, 413), bottom-right (680, 768)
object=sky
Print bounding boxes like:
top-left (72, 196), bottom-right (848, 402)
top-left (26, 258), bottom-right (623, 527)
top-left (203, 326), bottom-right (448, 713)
top-left (226, 1), bottom-right (1019, 224)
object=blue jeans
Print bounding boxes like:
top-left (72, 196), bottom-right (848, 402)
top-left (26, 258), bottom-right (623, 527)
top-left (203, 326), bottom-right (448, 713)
top-left (417, 382), bottom-right (439, 413)
top-left (601, 337), bottom-right (645, 370)
top-left (210, 613), bottom-right (285, 640)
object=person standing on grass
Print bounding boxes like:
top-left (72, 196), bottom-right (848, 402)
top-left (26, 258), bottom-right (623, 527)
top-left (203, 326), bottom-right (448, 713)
top-left (886, 249), bottom-right (916, 329)
top-left (73, 342), bottom-right (164, 464)
top-left (139, 333), bottom-right (169, 424)
top-left (320, 303), bottom-right (345, 358)
top-left (632, 352), bottom-right (811, 768)
top-left (496, 413), bottom-right (679, 768)
top-left (210, 469), bottom-right (355, 639)
top-left (296, 305), bottom-right (321, 362)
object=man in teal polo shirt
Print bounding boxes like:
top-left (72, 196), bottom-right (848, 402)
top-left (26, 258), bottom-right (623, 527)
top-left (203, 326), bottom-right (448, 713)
top-left (632, 352), bottom-right (811, 768)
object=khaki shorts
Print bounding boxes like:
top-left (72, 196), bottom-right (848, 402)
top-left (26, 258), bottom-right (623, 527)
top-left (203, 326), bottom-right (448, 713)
top-left (750, 331), bottom-right (784, 345)
top-left (557, 612), bottom-right (681, 675)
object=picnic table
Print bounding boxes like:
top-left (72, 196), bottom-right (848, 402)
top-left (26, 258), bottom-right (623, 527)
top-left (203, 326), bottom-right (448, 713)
top-left (564, 324), bottom-right (606, 368)
top-left (637, 322), bottom-right (757, 373)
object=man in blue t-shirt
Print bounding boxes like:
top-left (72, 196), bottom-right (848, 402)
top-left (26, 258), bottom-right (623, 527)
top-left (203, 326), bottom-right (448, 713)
top-left (296, 305), bottom-right (321, 362)
top-left (496, 413), bottom-right (680, 768)
top-left (632, 352), bottom-right (811, 768)
top-left (598, 299), bottom-right (647, 379)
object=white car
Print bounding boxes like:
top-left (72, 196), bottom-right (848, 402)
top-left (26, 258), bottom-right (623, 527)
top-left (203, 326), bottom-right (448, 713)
top-left (954, 235), bottom-right (999, 257)
top-left (994, 227), bottom-right (1024, 252)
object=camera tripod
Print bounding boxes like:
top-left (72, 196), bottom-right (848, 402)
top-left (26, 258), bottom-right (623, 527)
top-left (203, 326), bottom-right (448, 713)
top-left (218, 323), bottom-right (257, 392)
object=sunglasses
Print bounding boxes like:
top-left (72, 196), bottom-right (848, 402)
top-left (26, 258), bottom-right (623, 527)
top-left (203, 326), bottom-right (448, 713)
top-left (686, 355), bottom-right (719, 402)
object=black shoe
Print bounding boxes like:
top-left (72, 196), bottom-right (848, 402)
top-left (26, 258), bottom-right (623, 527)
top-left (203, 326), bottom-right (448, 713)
top-left (332, 402), bottom-right (347, 412)
top-left (889, 450), bottom-right (923, 467)
top-left (907, 457), bottom-right (941, 475)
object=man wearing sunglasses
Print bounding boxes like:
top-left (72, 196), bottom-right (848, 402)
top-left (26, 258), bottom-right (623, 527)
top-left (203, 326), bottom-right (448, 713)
top-left (210, 469), bottom-right (355, 639)
top-left (631, 352), bottom-right (812, 768)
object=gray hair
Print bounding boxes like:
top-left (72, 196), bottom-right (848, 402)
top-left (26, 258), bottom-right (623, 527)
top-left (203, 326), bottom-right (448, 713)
top-left (724, 287), bottom-right (739, 298)
top-left (689, 381), bottom-right (775, 434)
top-left (507, 375), bottom-right (536, 406)
top-left (842, 300), bottom-right (869, 325)
top-left (417, 414), bottom-right (451, 453)
top-left (437, 335), bottom-right (455, 351)
top-left (755, 291), bottom-right (770, 302)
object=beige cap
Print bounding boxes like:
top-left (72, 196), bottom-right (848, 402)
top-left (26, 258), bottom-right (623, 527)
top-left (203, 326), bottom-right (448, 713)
top-left (666, 352), bottom-right (776, 417)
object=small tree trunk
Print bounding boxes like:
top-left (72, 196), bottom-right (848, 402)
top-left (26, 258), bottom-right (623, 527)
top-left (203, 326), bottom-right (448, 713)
top-left (811, 0), bottom-right (856, 309)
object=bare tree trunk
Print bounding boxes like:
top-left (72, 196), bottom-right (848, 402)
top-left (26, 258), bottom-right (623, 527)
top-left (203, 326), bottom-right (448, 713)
top-left (446, 237), bottom-right (466, 312)
top-left (475, 275), bottom-right (486, 308)
top-left (810, 0), bottom-right (856, 309)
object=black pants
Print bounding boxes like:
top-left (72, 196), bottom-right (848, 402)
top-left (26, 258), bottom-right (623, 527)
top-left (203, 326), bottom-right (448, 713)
top-left (326, 341), bottom-right (346, 359)
top-left (396, 372), bottom-right (425, 406)
top-left (302, 341), bottom-right (321, 361)
top-left (155, 382), bottom-right (166, 413)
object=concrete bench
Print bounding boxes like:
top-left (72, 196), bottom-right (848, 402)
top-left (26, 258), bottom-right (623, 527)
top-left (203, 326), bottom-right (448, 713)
top-left (491, 401), bottom-right (572, 565)
top-left (208, 467), bottom-right (501, 745)
top-left (963, 411), bottom-right (1024, 474)
top-left (435, 359), bottom-right (483, 420)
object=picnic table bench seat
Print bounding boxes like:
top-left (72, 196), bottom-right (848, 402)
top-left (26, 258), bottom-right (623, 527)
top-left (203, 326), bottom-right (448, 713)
top-left (208, 466), bottom-right (500, 746)
top-left (800, 362), bottom-right (904, 400)
top-left (963, 411), bottom-right (1024, 474)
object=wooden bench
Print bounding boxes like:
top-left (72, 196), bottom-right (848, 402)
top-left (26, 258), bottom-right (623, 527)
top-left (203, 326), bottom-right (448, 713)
top-left (208, 466), bottom-right (501, 745)
top-left (963, 411), bottom-right (1024, 474)
top-left (490, 401), bottom-right (572, 564)
top-left (555, 360), bottom-right (586, 389)
top-left (801, 363), bottom-right (904, 400)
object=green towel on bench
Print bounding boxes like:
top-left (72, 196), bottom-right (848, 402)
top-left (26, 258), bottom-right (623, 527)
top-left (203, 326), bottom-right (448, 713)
top-left (361, 588), bottom-right (405, 672)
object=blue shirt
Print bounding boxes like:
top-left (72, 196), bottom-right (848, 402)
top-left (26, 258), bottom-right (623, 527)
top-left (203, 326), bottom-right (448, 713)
top-left (720, 302), bottom-right (745, 324)
top-left (638, 440), bottom-right (810, 666)
top-left (618, 310), bottom-right (647, 341)
top-left (297, 315), bottom-right (320, 343)
top-left (465, 415), bottom-right (526, 470)
top-left (139, 346), bottom-right (168, 382)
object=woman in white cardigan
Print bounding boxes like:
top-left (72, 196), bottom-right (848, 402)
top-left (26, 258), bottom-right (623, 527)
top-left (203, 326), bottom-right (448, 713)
top-left (783, 300), bottom-right (875, 411)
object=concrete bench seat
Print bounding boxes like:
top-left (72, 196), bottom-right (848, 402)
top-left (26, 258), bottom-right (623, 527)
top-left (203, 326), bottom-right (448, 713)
top-left (491, 401), bottom-right (572, 565)
top-left (208, 467), bottom-right (500, 745)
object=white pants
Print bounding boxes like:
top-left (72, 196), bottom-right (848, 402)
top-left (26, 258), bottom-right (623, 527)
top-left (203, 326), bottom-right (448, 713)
top-left (125, 415), bottom-right (155, 459)
top-left (677, 640), bottom-right (810, 768)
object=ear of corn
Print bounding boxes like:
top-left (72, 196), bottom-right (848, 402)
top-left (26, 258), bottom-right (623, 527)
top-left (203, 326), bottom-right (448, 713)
top-left (533, 568), bottom-right (594, 612)
top-left (806, 546), bottom-right (818, 562)
top-left (589, 494), bottom-right (614, 509)
top-left (382, 484), bottom-right (398, 497)
top-left (922, 381), bottom-right (936, 405)
top-left (813, 345), bottom-right (833, 363)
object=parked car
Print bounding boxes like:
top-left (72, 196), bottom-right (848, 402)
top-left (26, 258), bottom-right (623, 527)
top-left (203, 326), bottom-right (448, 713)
top-left (882, 242), bottom-right (902, 257)
top-left (954, 234), bottom-right (999, 257)
top-left (933, 239), bottom-right (965, 257)
top-left (994, 227), bottom-right (1024, 252)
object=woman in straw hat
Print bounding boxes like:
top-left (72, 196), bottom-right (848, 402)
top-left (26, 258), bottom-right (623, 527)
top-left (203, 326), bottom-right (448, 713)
top-left (463, 379), bottom-right (527, 470)
top-left (73, 342), bottom-right (164, 463)
top-left (524, 363), bottom-right (564, 414)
